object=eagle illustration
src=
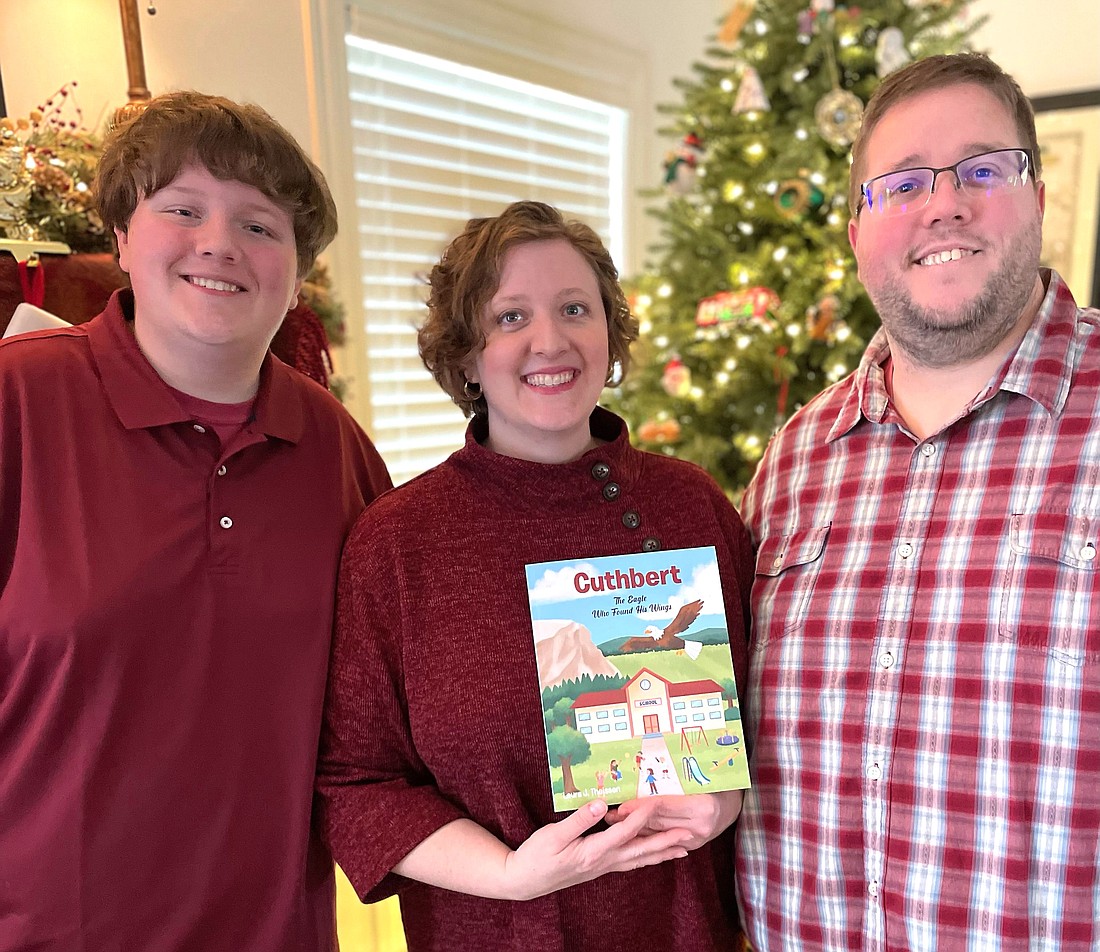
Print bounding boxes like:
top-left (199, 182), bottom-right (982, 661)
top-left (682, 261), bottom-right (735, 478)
top-left (618, 599), bottom-right (705, 659)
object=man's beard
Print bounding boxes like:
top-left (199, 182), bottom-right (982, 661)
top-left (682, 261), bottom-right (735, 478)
top-left (868, 218), bottom-right (1043, 369)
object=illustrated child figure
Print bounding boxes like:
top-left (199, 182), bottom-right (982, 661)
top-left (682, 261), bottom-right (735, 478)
top-left (610, 759), bottom-right (622, 781)
top-left (647, 768), bottom-right (659, 796)
top-left (595, 770), bottom-right (606, 793)
top-left (635, 751), bottom-right (643, 773)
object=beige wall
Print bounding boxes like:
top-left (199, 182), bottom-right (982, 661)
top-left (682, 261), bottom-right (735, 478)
top-left (1, 0), bottom-right (314, 146)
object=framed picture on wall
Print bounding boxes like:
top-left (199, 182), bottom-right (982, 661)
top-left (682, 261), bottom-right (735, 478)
top-left (1032, 89), bottom-right (1100, 309)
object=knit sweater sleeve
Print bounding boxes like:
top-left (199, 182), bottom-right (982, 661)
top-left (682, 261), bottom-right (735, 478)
top-left (315, 502), bottom-right (466, 902)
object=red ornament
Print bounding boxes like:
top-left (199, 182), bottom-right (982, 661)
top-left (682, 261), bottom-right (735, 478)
top-left (661, 357), bottom-right (693, 397)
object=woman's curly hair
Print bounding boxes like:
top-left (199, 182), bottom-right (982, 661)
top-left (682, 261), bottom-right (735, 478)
top-left (418, 201), bottom-right (639, 416)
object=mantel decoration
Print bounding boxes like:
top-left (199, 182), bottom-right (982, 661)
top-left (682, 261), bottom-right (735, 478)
top-left (0, 85), bottom-right (348, 394)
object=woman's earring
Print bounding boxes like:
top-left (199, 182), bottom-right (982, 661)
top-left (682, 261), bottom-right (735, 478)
top-left (463, 380), bottom-right (482, 399)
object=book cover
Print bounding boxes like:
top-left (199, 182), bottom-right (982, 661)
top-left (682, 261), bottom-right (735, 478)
top-left (525, 545), bottom-right (750, 812)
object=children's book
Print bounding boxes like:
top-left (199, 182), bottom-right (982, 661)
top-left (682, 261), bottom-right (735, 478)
top-left (525, 545), bottom-right (750, 812)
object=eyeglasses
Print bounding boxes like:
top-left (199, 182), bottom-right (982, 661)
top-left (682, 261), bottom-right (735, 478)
top-left (858, 148), bottom-right (1034, 217)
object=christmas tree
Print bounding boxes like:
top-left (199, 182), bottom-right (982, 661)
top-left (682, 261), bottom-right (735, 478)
top-left (611, 0), bottom-right (981, 494)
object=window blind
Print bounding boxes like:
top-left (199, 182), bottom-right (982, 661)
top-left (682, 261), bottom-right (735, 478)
top-left (343, 34), bottom-right (626, 484)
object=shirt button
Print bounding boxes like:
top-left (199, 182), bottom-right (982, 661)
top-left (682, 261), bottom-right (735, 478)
top-left (642, 537), bottom-right (661, 552)
top-left (219, 516), bottom-right (233, 529)
top-left (772, 554), bottom-right (784, 568)
top-left (591, 462), bottom-right (610, 481)
top-left (602, 482), bottom-right (621, 501)
top-left (217, 464), bottom-right (228, 477)
top-left (868, 881), bottom-right (880, 898)
top-left (622, 510), bottom-right (641, 529)
top-left (920, 443), bottom-right (936, 457)
top-left (1081, 543), bottom-right (1096, 561)
top-left (878, 651), bottom-right (895, 669)
top-left (898, 542), bottom-right (914, 558)
top-left (193, 423), bottom-right (207, 434)
top-left (867, 763), bottom-right (882, 781)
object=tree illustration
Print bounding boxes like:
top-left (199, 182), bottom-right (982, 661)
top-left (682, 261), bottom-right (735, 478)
top-left (719, 677), bottom-right (740, 710)
top-left (547, 725), bottom-right (592, 795)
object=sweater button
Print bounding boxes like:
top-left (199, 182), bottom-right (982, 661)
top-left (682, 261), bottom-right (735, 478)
top-left (602, 482), bottom-right (621, 501)
top-left (622, 510), bottom-right (641, 529)
top-left (590, 461), bottom-right (610, 480)
top-left (642, 537), bottom-right (661, 552)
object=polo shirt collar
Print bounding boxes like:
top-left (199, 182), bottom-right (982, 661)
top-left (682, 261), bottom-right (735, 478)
top-left (89, 288), bottom-right (304, 442)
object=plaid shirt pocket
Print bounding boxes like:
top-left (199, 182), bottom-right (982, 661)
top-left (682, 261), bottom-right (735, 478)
top-left (1001, 509), bottom-right (1100, 665)
top-left (752, 523), bottom-right (831, 646)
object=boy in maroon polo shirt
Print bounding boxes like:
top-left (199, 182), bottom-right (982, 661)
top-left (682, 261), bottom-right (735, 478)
top-left (0, 92), bottom-right (390, 951)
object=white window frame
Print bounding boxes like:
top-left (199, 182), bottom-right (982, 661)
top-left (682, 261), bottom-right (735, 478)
top-left (306, 0), bottom-right (647, 479)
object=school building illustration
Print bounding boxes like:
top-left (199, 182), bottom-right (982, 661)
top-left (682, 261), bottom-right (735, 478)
top-left (571, 667), bottom-right (725, 741)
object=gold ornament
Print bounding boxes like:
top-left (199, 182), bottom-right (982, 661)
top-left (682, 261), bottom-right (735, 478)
top-left (814, 88), bottom-right (864, 148)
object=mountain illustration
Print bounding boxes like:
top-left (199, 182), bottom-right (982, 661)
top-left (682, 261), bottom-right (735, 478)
top-left (598, 626), bottom-right (729, 655)
top-left (533, 619), bottom-right (619, 691)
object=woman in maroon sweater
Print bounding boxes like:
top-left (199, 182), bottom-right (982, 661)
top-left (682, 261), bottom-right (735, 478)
top-left (317, 202), bottom-right (754, 950)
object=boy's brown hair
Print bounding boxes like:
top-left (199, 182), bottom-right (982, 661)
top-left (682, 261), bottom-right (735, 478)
top-left (96, 90), bottom-right (337, 277)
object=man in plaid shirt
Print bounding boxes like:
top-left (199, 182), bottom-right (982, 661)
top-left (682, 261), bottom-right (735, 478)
top-left (736, 54), bottom-right (1100, 950)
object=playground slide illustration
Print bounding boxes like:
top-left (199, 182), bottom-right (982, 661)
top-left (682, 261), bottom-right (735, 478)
top-left (683, 755), bottom-right (711, 786)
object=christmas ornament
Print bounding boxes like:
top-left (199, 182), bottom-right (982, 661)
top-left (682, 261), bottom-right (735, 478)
top-left (733, 67), bottom-right (770, 114)
top-left (875, 27), bottom-right (910, 77)
top-left (806, 295), bottom-right (841, 340)
top-left (0, 148), bottom-right (33, 239)
top-left (663, 131), bottom-right (704, 195)
top-left (661, 357), bottom-right (693, 397)
top-left (638, 417), bottom-right (682, 444)
top-left (775, 175), bottom-right (825, 218)
top-left (718, 0), bottom-right (755, 46)
top-left (797, 8), bottom-right (816, 39)
top-left (695, 288), bottom-right (780, 332)
top-left (814, 88), bottom-right (863, 148)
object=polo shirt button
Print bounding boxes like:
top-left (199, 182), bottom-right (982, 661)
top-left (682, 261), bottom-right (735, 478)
top-left (193, 423), bottom-right (207, 434)
top-left (622, 510), bottom-right (640, 529)
top-left (602, 482), bottom-right (621, 501)
top-left (591, 462), bottom-right (610, 480)
top-left (642, 537), bottom-right (661, 552)
top-left (217, 464), bottom-right (228, 477)
top-left (219, 516), bottom-right (233, 529)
